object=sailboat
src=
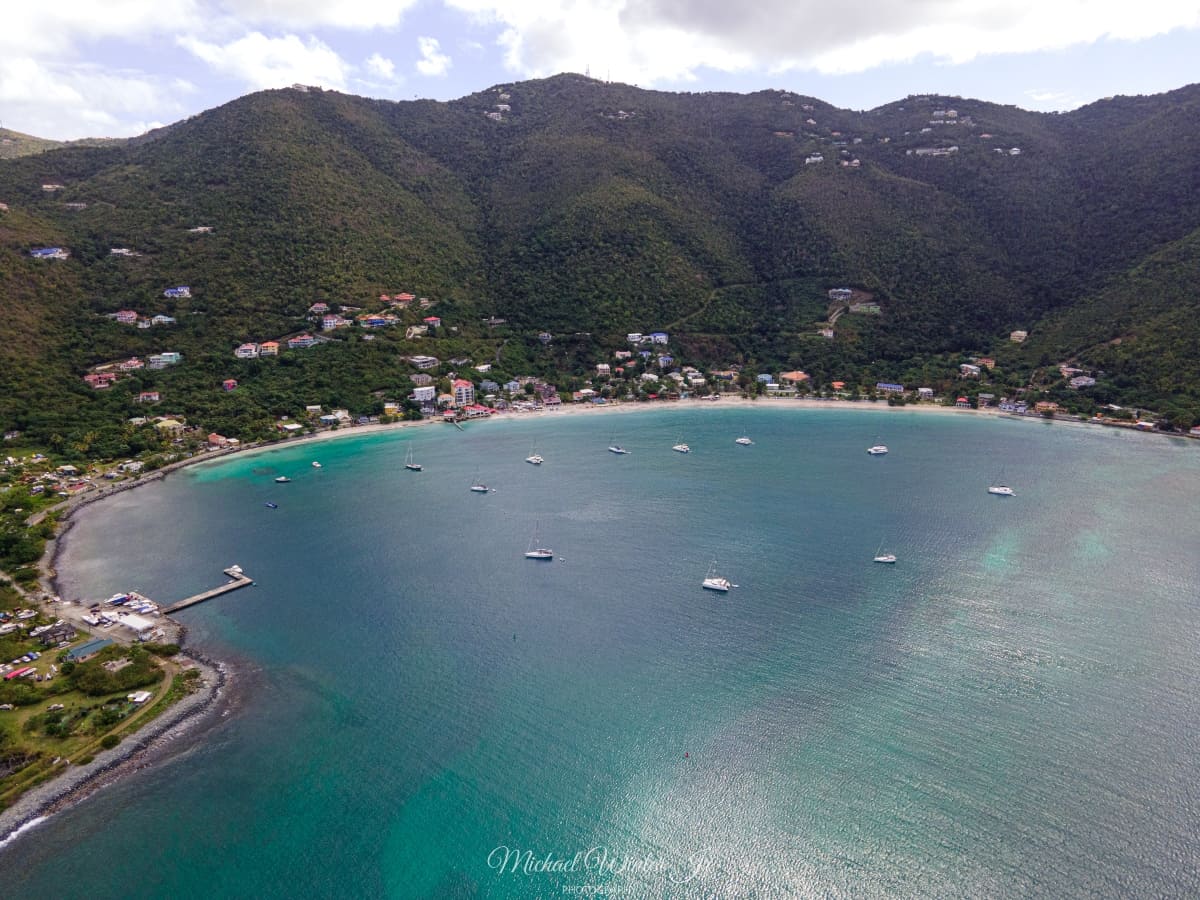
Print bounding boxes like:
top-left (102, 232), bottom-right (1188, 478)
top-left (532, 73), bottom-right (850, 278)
top-left (404, 446), bottom-right (422, 471)
top-left (987, 478), bottom-right (1014, 496)
top-left (735, 435), bottom-right (754, 446)
top-left (873, 540), bottom-right (897, 564)
top-left (672, 436), bottom-right (690, 453)
top-left (469, 470), bottom-right (493, 493)
top-left (524, 521), bottom-right (554, 559)
top-left (608, 436), bottom-right (630, 454)
top-left (866, 437), bottom-right (888, 455)
top-left (701, 560), bottom-right (733, 591)
top-left (525, 443), bottom-right (544, 465)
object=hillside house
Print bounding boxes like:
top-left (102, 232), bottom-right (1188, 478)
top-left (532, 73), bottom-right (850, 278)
top-left (504, 380), bottom-right (521, 394)
top-left (163, 286), bottom-right (191, 299)
top-left (781, 371), bottom-right (811, 384)
top-left (112, 309), bottom-right (138, 324)
top-left (411, 373), bottom-right (434, 386)
top-left (614, 350), bottom-right (632, 360)
top-left (876, 382), bottom-right (905, 394)
top-left (956, 397), bottom-right (971, 408)
top-left (410, 355), bottom-right (439, 370)
top-left (960, 364), bottom-right (981, 378)
top-left (596, 364), bottom-right (611, 376)
top-left (151, 314), bottom-right (176, 326)
top-left (118, 357), bottom-right (144, 371)
top-left (805, 155), bottom-right (824, 165)
top-left (187, 226), bottom-right (213, 233)
top-left (649, 332), bottom-right (669, 345)
top-left (756, 374), bottom-right (774, 384)
top-left (1035, 401), bottom-right (1059, 413)
top-left (309, 302), bottom-right (329, 315)
top-left (917, 387), bottom-right (935, 400)
top-left (412, 385), bottom-right (437, 403)
top-left (1069, 376), bottom-right (1097, 389)
top-left (288, 334), bottom-right (317, 349)
top-left (222, 379), bottom-right (238, 391)
top-left (208, 433), bottom-right (230, 447)
top-left (538, 332), bottom-right (553, 344)
top-left (976, 357), bottom-right (996, 369)
top-left (259, 341), bottom-right (279, 356)
top-left (1010, 330), bottom-right (1028, 342)
top-left (235, 343), bottom-right (260, 359)
top-left (626, 333), bottom-right (643, 344)
top-left (137, 391), bottom-right (160, 403)
top-left (84, 372), bottom-right (119, 389)
top-left (978, 393), bottom-right (995, 407)
top-left (30, 247), bottom-right (69, 259)
top-left (423, 316), bottom-right (442, 328)
top-left (819, 328), bottom-right (835, 338)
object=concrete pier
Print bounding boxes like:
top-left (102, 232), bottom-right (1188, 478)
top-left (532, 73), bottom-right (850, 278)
top-left (163, 567), bottom-right (253, 614)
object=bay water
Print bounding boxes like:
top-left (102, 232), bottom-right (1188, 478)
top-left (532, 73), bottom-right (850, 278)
top-left (5, 407), bottom-right (1200, 897)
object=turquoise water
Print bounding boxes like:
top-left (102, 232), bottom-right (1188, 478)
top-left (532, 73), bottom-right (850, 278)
top-left (6, 407), bottom-right (1200, 897)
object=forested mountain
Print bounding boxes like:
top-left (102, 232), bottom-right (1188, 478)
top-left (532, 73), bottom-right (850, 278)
top-left (1, 74), bottom-right (1198, 455)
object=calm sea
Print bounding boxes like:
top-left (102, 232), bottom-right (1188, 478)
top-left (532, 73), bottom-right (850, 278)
top-left (5, 407), bottom-right (1200, 898)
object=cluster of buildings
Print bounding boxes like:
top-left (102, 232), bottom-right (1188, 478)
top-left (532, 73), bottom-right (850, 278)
top-left (111, 310), bottom-right (176, 328)
top-left (83, 352), bottom-right (183, 388)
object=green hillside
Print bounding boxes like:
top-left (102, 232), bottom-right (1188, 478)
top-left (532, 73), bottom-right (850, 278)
top-left (1, 75), bottom-right (1199, 456)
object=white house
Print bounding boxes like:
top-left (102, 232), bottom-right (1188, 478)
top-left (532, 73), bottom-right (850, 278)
top-left (412, 386), bottom-right (436, 402)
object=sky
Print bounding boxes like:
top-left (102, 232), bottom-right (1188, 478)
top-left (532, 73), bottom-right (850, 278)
top-left (1, 1), bottom-right (1198, 140)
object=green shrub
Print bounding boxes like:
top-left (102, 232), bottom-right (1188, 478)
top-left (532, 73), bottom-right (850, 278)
top-left (99, 734), bottom-right (120, 750)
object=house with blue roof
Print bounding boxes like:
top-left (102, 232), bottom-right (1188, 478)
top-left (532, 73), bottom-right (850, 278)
top-left (163, 286), bottom-right (191, 298)
top-left (66, 637), bottom-right (114, 662)
top-left (30, 247), bottom-right (69, 260)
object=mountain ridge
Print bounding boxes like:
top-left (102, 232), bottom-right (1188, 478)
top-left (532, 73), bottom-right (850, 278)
top-left (1, 74), bottom-right (1199, 454)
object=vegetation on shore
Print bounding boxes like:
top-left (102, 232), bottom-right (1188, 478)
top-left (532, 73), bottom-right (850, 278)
top-left (0, 585), bottom-right (201, 812)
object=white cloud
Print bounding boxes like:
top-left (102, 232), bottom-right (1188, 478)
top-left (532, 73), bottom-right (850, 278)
top-left (416, 37), bottom-right (453, 76)
top-left (0, 56), bottom-right (185, 138)
top-left (217, 0), bottom-right (419, 30)
top-left (446, 0), bottom-right (1200, 83)
top-left (179, 32), bottom-right (351, 90)
top-left (365, 53), bottom-right (398, 80)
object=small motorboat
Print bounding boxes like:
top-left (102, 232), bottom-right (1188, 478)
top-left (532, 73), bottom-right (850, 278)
top-left (264, 502), bottom-right (278, 509)
top-left (274, 476), bottom-right (292, 483)
top-left (311, 461), bottom-right (322, 468)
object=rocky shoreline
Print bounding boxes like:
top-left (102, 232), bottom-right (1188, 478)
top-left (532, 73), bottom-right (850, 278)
top-left (0, 651), bottom-right (230, 849)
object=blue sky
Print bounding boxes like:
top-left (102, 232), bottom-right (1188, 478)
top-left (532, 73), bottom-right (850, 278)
top-left (2, 1), bottom-right (1198, 140)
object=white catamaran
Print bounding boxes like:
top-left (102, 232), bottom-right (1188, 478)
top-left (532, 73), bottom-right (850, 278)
top-left (701, 560), bottom-right (733, 592)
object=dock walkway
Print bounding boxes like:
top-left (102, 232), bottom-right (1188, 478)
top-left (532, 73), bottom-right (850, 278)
top-left (163, 567), bottom-right (253, 614)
